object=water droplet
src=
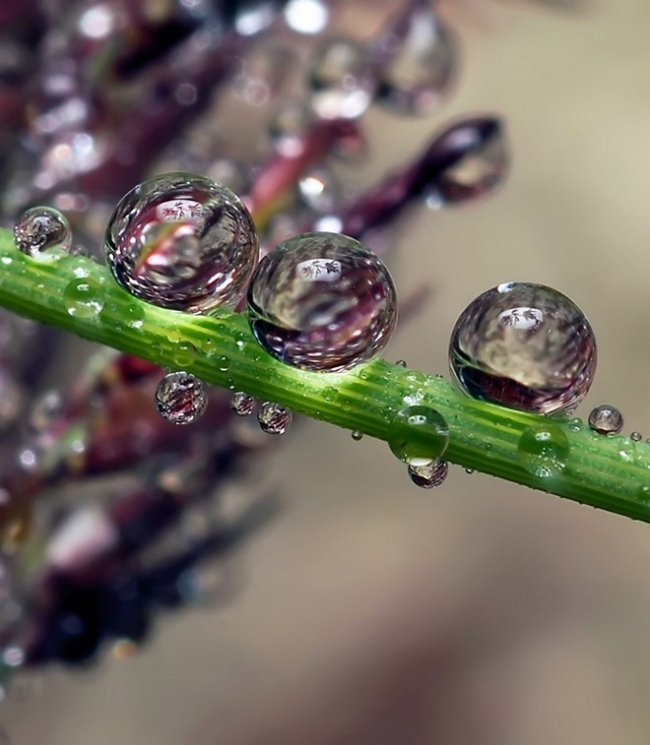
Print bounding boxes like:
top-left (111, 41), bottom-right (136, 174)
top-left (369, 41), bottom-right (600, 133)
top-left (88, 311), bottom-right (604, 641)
top-left (217, 355), bottom-right (229, 372)
top-left (518, 423), bottom-right (570, 478)
top-left (464, 468), bottom-right (474, 475)
top-left (172, 341), bottom-right (197, 368)
top-left (257, 402), bottom-right (292, 434)
top-left (588, 404), bottom-right (623, 435)
top-left (124, 303), bottom-right (145, 329)
top-left (424, 118), bottom-right (508, 207)
top-left (231, 391), bottom-right (255, 416)
top-left (377, 11), bottom-right (456, 116)
top-left (408, 459), bottom-right (448, 488)
top-left (449, 282), bottom-right (596, 415)
top-left (63, 278), bottom-right (105, 319)
top-left (154, 372), bottom-right (207, 425)
top-left (13, 206), bottom-right (72, 256)
top-left (308, 39), bottom-right (375, 120)
top-left (388, 405), bottom-right (449, 466)
top-left (351, 430), bottom-right (363, 441)
top-left (567, 417), bottom-right (584, 432)
top-left (247, 232), bottom-right (397, 372)
top-left (395, 359), bottom-right (407, 367)
top-left (105, 173), bottom-right (259, 313)
top-left (631, 431), bottom-right (643, 442)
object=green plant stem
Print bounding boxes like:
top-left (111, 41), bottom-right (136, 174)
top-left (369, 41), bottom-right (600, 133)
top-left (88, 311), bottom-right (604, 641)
top-left (0, 228), bottom-right (648, 522)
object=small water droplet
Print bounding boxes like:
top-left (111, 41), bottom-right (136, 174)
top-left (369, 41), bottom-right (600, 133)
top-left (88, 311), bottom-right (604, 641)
top-left (518, 423), bottom-right (570, 478)
top-left (217, 355), bottom-right (229, 372)
top-left (247, 232), bottom-right (397, 372)
top-left (408, 459), bottom-right (448, 488)
top-left (567, 417), bottom-right (584, 432)
top-left (464, 468), bottom-right (474, 475)
top-left (308, 38), bottom-right (374, 120)
top-left (388, 405), bottom-right (449, 466)
top-left (588, 404), bottom-right (623, 435)
top-left (449, 282), bottom-right (596, 415)
top-left (351, 430), bottom-right (363, 441)
top-left (258, 402), bottom-right (292, 434)
top-left (231, 391), bottom-right (255, 416)
top-left (14, 205), bottom-right (72, 256)
top-left (105, 173), bottom-right (259, 313)
top-left (172, 341), bottom-right (197, 368)
top-left (154, 372), bottom-right (207, 425)
top-left (631, 431), bottom-right (643, 442)
top-left (63, 278), bottom-right (105, 319)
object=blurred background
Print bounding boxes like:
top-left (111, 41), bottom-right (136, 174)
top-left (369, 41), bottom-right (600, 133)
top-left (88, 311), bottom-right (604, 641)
top-left (3, 0), bottom-right (650, 743)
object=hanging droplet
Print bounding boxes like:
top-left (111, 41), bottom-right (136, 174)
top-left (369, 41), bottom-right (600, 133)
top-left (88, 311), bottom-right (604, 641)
top-left (408, 459), bottom-right (448, 488)
top-left (351, 430), bottom-right (363, 441)
top-left (388, 405), bottom-right (449, 466)
top-left (308, 39), bottom-right (375, 120)
top-left (247, 232), bottom-right (397, 372)
top-left (424, 118), bottom-right (508, 207)
top-left (13, 206), bottom-right (72, 256)
top-left (105, 173), bottom-right (259, 313)
top-left (449, 282), bottom-right (597, 415)
top-left (630, 431), bottom-right (643, 442)
top-left (376, 11), bottom-right (456, 116)
top-left (154, 372), bottom-right (208, 425)
top-left (231, 391), bottom-right (256, 416)
top-left (587, 404), bottom-right (623, 435)
top-left (518, 423), bottom-right (570, 479)
top-left (258, 402), bottom-right (292, 434)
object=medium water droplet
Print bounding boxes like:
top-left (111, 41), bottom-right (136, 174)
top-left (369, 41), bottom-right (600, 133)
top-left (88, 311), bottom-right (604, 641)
top-left (588, 404), bottom-right (623, 435)
top-left (424, 118), bottom-right (508, 207)
top-left (172, 341), bottom-right (197, 368)
top-left (105, 173), bottom-right (259, 313)
top-left (308, 38), bottom-right (375, 120)
top-left (14, 206), bottom-right (72, 256)
top-left (408, 459), bottom-right (448, 488)
top-left (388, 405), bottom-right (449, 466)
top-left (377, 11), bottom-right (456, 116)
top-left (449, 282), bottom-right (596, 415)
top-left (154, 372), bottom-right (207, 425)
top-left (247, 232), bottom-right (397, 372)
top-left (231, 391), bottom-right (255, 416)
top-left (630, 431), bottom-right (643, 442)
top-left (518, 422), bottom-right (570, 478)
top-left (351, 430), bottom-right (363, 441)
top-left (258, 402), bottom-right (292, 434)
top-left (63, 278), bottom-right (105, 319)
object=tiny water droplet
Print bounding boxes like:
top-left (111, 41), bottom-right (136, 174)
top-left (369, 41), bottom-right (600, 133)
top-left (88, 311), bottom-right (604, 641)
top-left (247, 232), bottom-right (397, 372)
top-left (631, 431), bottom-right (643, 442)
top-left (518, 423), bottom-right (570, 478)
top-left (63, 278), bottom-right (105, 319)
top-left (388, 405), bottom-right (449, 466)
top-left (231, 391), bottom-right (255, 416)
top-left (308, 38), bottom-right (374, 120)
top-left (105, 173), bottom-right (259, 313)
top-left (154, 372), bottom-right (207, 425)
top-left (351, 430), bottom-right (363, 441)
top-left (14, 205), bottom-right (72, 256)
top-left (449, 282), bottom-right (596, 415)
top-left (258, 402), bottom-right (292, 434)
top-left (567, 417), bottom-right (584, 432)
top-left (408, 459), bottom-right (448, 488)
top-left (588, 404), bottom-right (623, 435)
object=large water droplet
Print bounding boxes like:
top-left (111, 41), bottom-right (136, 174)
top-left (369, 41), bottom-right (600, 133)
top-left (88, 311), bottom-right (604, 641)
top-left (408, 459), bottom-right (448, 488)
top-left (377, 11), bottom-right (456, 116)
top-left (63, 278), bottom-right (105, 319)
top-left (587, 404), bottom-right (623, 435)
top-left (247, 232), bottom-right (397, 372)
top-left (388, 405), bottom-right (449, 466)
top-left (308, 39), bottom-right (375, 120)
top-left (449, 282), bottom-right (596, 415)
top-left (154, 372), bottom-right (208, 425)
top-left (105, 173), bottom-right (259, 313)
top-left (14, 206), bottom-right (72, 256)
top-left (424, 118), bottom-right (508, 207)
top-left (231, 391), bottom-right (255, 416)
top-left (518, 423), bottom-right (570, 478)
top-left (258, 402), bottom-right (292, 434)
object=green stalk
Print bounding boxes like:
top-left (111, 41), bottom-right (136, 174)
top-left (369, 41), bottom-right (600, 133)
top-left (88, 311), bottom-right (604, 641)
top-left (0, 227), bottom-right (648, 522)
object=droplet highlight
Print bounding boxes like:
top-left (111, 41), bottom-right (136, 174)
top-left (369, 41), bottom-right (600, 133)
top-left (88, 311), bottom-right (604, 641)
top-left (449, 282), bottom-right (597, 415)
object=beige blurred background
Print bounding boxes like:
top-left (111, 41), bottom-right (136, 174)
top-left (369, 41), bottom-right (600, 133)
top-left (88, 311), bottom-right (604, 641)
top-left (5, 0), bottom-right (650, 742)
